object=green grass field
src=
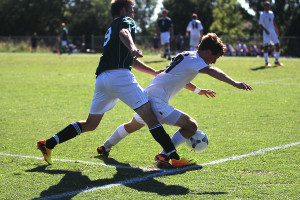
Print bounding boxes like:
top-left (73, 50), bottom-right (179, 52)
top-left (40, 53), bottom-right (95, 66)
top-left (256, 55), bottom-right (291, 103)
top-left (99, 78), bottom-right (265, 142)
top-left (0, 53), bottom-right (299, 199)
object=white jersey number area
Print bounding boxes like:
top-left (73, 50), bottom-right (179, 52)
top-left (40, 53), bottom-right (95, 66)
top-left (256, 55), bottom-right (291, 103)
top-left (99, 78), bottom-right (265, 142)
top-left (165, 52), bottom-right (189, 73)
top-left (103, 27), bottom-right (112, 47)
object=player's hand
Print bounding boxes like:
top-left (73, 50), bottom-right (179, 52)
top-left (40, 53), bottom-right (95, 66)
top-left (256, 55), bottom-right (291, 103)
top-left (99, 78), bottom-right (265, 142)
top-left (154, 69), bottom-right (164, 76)
top-left (234, 82), bottom-right (253, 91)
top-left (199, 89), bottom-right (216, 98)
top-left (131, 49), bottom-right (143, 59)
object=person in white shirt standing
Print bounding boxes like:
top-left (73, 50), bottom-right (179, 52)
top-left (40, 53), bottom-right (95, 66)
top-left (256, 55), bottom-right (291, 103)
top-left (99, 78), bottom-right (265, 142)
top-left (186, 13), bottom-right (204, 51)
top-left (259, 1), bottom-right (283, 66)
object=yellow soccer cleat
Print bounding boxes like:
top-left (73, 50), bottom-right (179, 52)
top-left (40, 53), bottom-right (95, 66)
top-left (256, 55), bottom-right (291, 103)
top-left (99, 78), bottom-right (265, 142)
top-left (169, 157), bottom-right (197, 168)
top-left (37, 140), bottom-right (53, 165)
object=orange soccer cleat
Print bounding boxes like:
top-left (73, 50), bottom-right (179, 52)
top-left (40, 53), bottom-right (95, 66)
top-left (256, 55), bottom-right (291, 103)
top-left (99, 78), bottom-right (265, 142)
top-left (37, 140), bottom-right (53, 165)
top-left (169, 157), bottom-right (197, 168)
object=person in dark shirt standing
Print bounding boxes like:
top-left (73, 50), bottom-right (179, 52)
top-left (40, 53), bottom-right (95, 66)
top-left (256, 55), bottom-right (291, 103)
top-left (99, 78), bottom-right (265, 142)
top-left (59, 22), bottom-right (68, 54)
top-left (31, 32), bottom-right (37, 53)
top-left (156, 9), bottom-right (174, 60)
top-left (152, 33), bottom-right (159, 55)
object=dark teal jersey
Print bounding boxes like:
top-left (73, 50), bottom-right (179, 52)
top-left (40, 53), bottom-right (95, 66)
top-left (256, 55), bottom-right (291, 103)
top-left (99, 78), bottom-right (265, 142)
top-left (96, 16), bottom-right (136, 76)
top-left (61, 27), bottom-right (68, 40)
top-left (156, 17), bottom-right (173, 33)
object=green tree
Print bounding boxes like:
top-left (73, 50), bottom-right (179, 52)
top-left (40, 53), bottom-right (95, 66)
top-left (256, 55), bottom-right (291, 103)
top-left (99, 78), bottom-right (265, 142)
top-left (0, 0), bottom-right (67, 35)
top-left (65, 0), bottom-right (111, 36)
top-left (210, 0), bottom-right (248, 37)
top-left (135, 0), bottom-right (157, 35)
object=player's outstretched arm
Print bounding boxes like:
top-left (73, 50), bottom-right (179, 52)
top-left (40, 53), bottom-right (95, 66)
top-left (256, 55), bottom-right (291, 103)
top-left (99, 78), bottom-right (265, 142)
top-left (185, 82), bottom-right (216, 98)
top-left (200, 66), bottom-right (253, 91)
top-left (132, 59), bottom-right (162, 76)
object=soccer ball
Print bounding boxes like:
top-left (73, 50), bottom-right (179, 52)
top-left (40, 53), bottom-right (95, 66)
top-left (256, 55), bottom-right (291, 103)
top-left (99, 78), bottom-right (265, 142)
top-left (186, 130), bottom-right (209, 153)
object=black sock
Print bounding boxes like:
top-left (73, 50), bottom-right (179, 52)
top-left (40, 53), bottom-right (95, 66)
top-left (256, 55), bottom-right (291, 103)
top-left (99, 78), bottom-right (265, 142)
top-left (149, 124), bottom-right (179, 157)
top-left (46, 122), bottom-right (82, 149)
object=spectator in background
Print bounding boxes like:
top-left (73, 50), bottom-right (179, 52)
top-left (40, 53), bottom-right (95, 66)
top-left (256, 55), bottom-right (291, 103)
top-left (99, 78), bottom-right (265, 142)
top-left (186, 13), bottom-right (203, 51)
top-left (152, 33), bottom-right (159, 55)
top-left (31, 32), bottom-right (37, 53)
top-left (241, 42), bottom-right (248, 56)
top-left (250, 44), bottom-right (259, 56)
top-left (227, 44), bottom-right (235, 56)
top-left (175, 33), bottom-right (184, 54)
top-left (59, 22), bottom-right (68, 54)
top-left (156, 9), bottom-right (173, 60)
top-left (236, 42), bottom-right (242, 56)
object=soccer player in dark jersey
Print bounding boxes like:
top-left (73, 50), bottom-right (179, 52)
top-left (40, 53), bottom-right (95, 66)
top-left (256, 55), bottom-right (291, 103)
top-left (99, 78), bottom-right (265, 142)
top-left (59, 23), bottom-right (68, 54)
top-left (37, 0), bottom-right (195, 168)
top-left (156, 9), bottom-right (174, 60)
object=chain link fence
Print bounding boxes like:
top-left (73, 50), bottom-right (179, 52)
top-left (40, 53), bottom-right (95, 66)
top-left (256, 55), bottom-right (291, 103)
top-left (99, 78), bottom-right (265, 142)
top-left (0, 35), bottom-right (299, 57)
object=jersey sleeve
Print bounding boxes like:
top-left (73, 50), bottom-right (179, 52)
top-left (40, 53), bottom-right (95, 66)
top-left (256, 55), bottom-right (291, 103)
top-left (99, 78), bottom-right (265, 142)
top-left (186, 21), bottom-right (192, 31)
top-left (121, 17), bottom-right (135, 32)
top-left (198, 21), bottom-right (203, 30)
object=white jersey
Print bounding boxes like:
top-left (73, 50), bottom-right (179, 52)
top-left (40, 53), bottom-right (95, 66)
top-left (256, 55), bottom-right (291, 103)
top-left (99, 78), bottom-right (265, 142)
top-left (145, 51), bottom-right (210, 103)
top-left (259, 11), bottom-right (275, 31)
top-left (186, 20), bottom-right (203, 37)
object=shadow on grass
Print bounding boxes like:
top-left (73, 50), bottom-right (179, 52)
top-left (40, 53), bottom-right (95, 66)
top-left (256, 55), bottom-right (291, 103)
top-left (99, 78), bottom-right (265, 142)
top-left (144, 60), bottom-right (166, 64)
top-left (251, 65), bottom-right (278, 71)
top-left (27, 157), bottom-right (216, 199)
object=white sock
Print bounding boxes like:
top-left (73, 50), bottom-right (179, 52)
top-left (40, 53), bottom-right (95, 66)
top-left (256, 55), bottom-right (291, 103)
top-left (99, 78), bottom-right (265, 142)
top-left (264, 53), bottom-right (269, 63)
top-left (159, 130), bottom-right (186, 155)
top-left (103, 125), bottom-right (129, 151)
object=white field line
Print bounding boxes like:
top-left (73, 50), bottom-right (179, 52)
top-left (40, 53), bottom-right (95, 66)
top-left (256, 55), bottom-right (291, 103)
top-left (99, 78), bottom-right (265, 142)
top-left (252, 78), bottom-right (300, 85)
top-left (0, 153), bottom-right (159, 172)
top-left (2, 142), bottom-right (298, 200)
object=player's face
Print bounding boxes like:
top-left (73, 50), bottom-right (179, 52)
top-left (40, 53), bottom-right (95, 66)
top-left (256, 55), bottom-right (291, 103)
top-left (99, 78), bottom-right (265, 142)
top-left (264, 3), bottom-right (270, 11)
top-left (126, 5), bottom-right (134, 18)
top-left (207, 52), bottom-right (221, 64)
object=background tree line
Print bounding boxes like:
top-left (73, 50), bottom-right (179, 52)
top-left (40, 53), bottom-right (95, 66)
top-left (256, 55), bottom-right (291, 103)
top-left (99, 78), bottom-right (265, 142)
top-left (0, 0), bottom-right (298, 37)
top-left (0, 0), bottom-right (299, 55)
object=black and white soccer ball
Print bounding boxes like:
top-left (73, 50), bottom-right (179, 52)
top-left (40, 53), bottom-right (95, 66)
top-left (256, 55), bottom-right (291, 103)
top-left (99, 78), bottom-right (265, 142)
top-left (186, 130), bottom-right (209, 153)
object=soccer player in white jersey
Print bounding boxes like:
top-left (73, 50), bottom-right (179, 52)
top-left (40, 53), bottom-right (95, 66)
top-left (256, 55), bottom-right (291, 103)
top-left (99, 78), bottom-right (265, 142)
top-left (97, 33), bottom-right (253, 167)
top-left (186, 13), bottom-right (204, 51)
top-left (259, 1), bottom-right (283, 66)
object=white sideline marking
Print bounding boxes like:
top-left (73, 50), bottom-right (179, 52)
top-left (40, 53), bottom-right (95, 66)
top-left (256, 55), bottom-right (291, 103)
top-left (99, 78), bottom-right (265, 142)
top-left (0, 153), bottom-right (159, 172)
top-left (6, 141), bottom-right (297, 200)
top-left (252, 78), bottom-right (300, 85)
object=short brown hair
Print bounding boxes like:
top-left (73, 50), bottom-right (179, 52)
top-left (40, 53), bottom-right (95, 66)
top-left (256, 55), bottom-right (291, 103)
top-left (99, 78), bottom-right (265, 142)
top-left (162, 9), bottom-right (168, 14)
top-left (192, 13), bottom-right (198, 20)
top-left (111, 0), bottom-right (135, 18)
top-left (198, 33), bottom-right (226, 55)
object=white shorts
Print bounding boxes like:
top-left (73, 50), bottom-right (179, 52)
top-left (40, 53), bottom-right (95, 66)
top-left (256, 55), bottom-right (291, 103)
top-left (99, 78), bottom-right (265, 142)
top-left (133, 96), bottom-right (182, 125)
top-left (89, 69), bottom-right (149, 114)
top-left (160, 32), bottom-right (170, 45)
top-left (263, 29), bottom-right (279, 45)
top-left (189, 35), bottom-right (201, 47)
top-left (61, 40), bottom-right (67, 46)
